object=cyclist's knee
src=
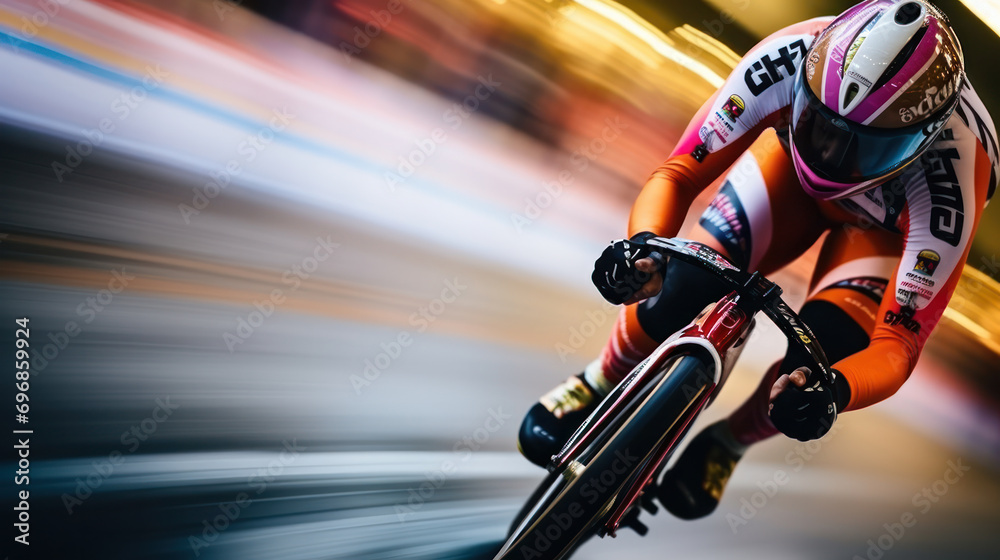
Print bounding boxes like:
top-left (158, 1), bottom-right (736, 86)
top-left (635, 257), bottom-right (732, 342)
top-left (778, 299), bottom-right (871, 374)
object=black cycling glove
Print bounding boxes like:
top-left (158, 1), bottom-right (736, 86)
top-left (769, 369), bottom-right (850, 442)
top-left (592, 232), bottom-right (662, 305)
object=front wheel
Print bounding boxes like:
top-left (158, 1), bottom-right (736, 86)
top-left (495, 351), bottom-right (716, 560)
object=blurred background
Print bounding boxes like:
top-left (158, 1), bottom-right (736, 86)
top-left (1, 0), bottom-right (999, 558)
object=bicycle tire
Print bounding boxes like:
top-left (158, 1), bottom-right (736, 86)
top-left (495, 351), bottom-right (715, 560)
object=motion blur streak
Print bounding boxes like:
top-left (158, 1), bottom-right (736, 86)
top-left (1, 1), bottom-right (999, 559)
top-left (957, 0), bottom-right (1000, 38)
top-left (571, 0), bottom-right (727, 86)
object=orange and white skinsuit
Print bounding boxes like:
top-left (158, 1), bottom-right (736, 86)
top-left (594, 18), bottom-right (999, 445)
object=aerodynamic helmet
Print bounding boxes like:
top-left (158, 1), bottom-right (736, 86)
top-left (790, 0), bottom-right (965, 200)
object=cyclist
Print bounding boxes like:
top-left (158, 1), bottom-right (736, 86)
top-left (518, 0), bottom-right (997, 520)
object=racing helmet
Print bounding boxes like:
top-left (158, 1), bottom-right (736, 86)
top-left (790, 0), bottom-right (965, 200)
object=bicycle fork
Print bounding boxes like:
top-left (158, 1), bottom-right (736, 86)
top-left (550, 291), bottom-right (756, 537)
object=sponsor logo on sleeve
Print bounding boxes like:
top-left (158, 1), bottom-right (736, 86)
top-left (698, 125), bottom-right (713, 146)
top-left (895, 288), bottom-right (915, 308)
top-left (691, 143), bottom-right (709, 163)
top-left (884, 308), bottom-right (921, 334)
top-left (922, 148), bottom-right (965, 247)
top-left (898, 281), bottom-right (934, 301)
top-left (744, 39), bottom-right (808, 96)
top-left (903, 249), bottom-right (940, 290)
top-left (721, 95), bottom-right (745, 122)
top-left (699, 106), bottom-right (737, 154)
top-left (699, 182), bottom-right (750, 267)
top-left (699, 121), bottom-right (730, 150)
top-left (913, 249), bottom-right (940, 277)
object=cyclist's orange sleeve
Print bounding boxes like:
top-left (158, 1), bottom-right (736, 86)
top-left (835, 117), bottom-right (995, 411)
top-left (627, 18), bottom-right (831, 238)
top-left (627, 102), bottom-right (782, 238)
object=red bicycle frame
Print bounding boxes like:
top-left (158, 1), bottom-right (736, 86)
top-left (500, 238), bottom-right (836, 557)
top-left (550, 291), bottom-right (756, 536)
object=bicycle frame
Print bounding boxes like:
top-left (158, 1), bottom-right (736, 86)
top-left (545, 237), bottom-right (834, 538)
top-left (550, 292), bottom-right (755, 536)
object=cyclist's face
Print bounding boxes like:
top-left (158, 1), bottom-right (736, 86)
top-left (805, 108), bottom-right (856, 171)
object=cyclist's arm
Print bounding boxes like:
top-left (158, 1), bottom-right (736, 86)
top-left (834, 107), bottom-right (997, 411)
top-left (628, 18), bottom-right (831, 238)
top-left (627, 99), bottom-right (780, 237)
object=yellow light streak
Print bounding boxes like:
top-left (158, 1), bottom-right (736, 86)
top-left (944, 265), bottom-right (1000, 357)
top-left (572, 0), bottom-right (726, 87)
top-left (675, 24), bottom-right (741, 68)
top-left (957, 0), bottom-right (1000, 38)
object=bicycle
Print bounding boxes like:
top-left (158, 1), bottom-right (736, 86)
top-left (493, 236), bottom-right (835, 560)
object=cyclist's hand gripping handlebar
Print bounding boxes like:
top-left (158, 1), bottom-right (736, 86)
top-left (768, 366), bottom-right (842, 442)
top-left (591, 234), bottom-right (844, 441)
top-left (592, 232), bottom-right (666, 305)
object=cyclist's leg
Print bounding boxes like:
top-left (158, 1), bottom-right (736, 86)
top-left (600, 128), bottom-right (828, 386)
top-left (660, 231), bottom-right (900, 518)
top-left (517, 129), bottom-right (825, 467)
top-left (518, 130), bottom-right (827, 464)
top-left (726, 225), bottom-right (903, 446)
top-left (656, 130), bottom-right (833, 518)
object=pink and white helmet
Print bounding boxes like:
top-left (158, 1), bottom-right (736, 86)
top-left (790, 0), bottom-right (965, 200)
